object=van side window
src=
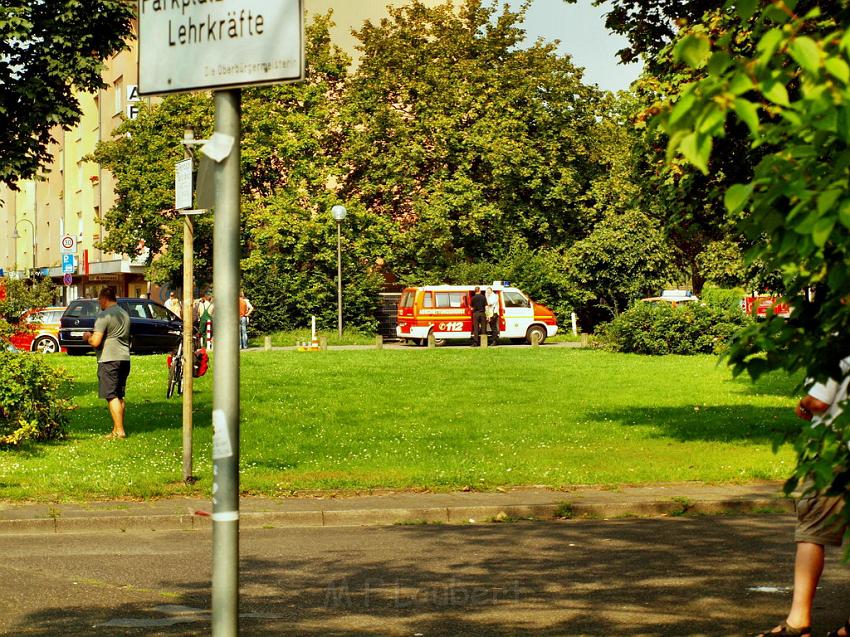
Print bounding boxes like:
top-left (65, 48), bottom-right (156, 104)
top-left (422, 292), bottom-right (434, 308)
top-left (503, 290), bottom-right (530, 308)
top-left (435, 292), bottom-right (465, 308)
top-left (400, 292), bottom-right (415, 308)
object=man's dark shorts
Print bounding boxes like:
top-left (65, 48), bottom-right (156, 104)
top-left (98, 360), bottom-right (131, 401)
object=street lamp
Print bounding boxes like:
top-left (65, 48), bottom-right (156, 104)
top-left (10, 218), bottom-right (36, 273)
top-left (331, 204), bottom-right (347, 339)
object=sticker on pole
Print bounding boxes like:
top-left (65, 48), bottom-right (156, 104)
top-left (212, 409), bottom-right (234, 459)
top-left (138, 0), bottom-right (304, 96)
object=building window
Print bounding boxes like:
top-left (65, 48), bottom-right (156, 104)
top-left (114, 76), bottom-right (123, 114)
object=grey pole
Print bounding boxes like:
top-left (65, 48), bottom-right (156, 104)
top-left (211, 89), bottom-right (241, 637)
top-left (337, 221), bottom-right (343, 339)
top-left (182, 130), bottom-right (194, 484)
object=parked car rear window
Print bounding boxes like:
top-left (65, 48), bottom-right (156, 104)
top-left (65, 301), bottom-right (99, 318)
top-left (149, 303), bottom-right (175, 321)
top-left (123, 300), bottom-right (150, 319)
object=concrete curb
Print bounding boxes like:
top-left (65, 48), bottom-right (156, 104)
top-left (0, 496), bottom-right (794, 536)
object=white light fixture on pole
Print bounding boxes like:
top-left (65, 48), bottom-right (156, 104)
top-left (331, 204), bottom-right (347, 339)
top-left (11, 218), bottom-right (37, 273)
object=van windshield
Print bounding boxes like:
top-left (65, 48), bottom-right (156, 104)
top-left (400, 292), bottom-right (415, 308)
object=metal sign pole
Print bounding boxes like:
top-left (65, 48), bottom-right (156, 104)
top-left (211, 89), bottom-right (241, 637)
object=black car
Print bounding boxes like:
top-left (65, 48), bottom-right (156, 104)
top-left (59, 298), bottom-right (183, 355)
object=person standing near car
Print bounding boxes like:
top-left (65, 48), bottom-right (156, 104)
top-left (83, 286), bottom-right (131, 439)
top-left (195, 290), bottom-right (214, 349)
top-left (239, 290), bottom-right (254, 350)
top-left (470, 286), bottom-right (487, 346)
top-left (164, 290), bottom-right (182, 318)
top-left (485, 286), bottom-right (500, 345)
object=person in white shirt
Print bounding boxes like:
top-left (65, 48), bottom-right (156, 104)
top-left (485, 287), bottom-right (500, 345)
top-left (164, 291), bottom-right (182, 318)
top-left (755, 356), bottom-right (850, 637)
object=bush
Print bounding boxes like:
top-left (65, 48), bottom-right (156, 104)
top-left (595, 301), bottom-right (752, 355)
top-left (700, 285), bottom-right (746, 313)
top-left (0, 353), bottom-right (73, 447)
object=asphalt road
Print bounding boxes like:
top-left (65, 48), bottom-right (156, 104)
top-left (3, 516), bottom-right (850, 637)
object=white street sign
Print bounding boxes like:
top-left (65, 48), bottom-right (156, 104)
top-left (175, 158), bottom-right (193, 210)
top-left (138, 0), bottom-right (304, 96)
top-left (60, 234), bottom-right (76, 253)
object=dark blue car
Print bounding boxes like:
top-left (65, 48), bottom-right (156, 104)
top-left (59, 298), bottom-right (182, 355)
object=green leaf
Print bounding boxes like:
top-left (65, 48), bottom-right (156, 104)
top-left (757, 29), bottom-right (784, 55)
top-left (760, 80), bottom-right (791, 106)
top-left (817, 189), bottom-right (842, 215)
top-left (813, 217), bottom-right (836, 247)
top-left (698, 106), bottom-right (726, 134)
top-left (679, 132), bottom-right (712, 173)
top-left (729, 72), bottom-right (755, 95)
top-left (789, 37), bottom-right (822, 75)
top-left (733, 98), bottom-right (760, 136)
top-left (838, 106), bottom-right (850, 143)
top-left (734, 0), bottom-right (758, 20)
top-left (708, 51), bottom-right (731, 75)
top-left (725, 183), bottom-right (753, 213)
top-left (825, 57), bottom-right (850, 84)
top-left (669, 91), bottom-right (696, 126)
top-left (674, 34), bottom-right (711, 69)
top-left (838, 200), bottom-right (850, 229)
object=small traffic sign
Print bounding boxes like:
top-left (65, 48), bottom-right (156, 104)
top-left (60, 234), bottom-right (76, 253)
top-left (63, 273), bottom-right (73, 286)
top-left (175, 159), bottom-right (193, 210)
top-left (62, 253), bottom-right (75, 274)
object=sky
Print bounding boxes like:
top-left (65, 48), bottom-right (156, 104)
top-left (518, 0), bottom-right (643, 92)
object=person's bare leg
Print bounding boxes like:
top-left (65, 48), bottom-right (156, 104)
top-left (107, 397), bottom-right (126, 438)
top-left (785, 542), bottom-right (824, 630)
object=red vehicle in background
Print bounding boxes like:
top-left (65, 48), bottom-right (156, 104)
top-left (742, 295), bottom-right (791, 318)
top-left (9, 307), bottom-right (66, 354)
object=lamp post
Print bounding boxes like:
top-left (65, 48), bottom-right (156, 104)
top-left (331, 205), bottom-right (347, 339)
top-left (10, 218), bottom-right (36, 274)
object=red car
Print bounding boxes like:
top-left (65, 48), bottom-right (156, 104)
top-left (10, 307), bottom-right (66, 354)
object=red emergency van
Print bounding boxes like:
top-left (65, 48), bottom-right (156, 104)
top-left (396, 282), bottom-right (558, 345)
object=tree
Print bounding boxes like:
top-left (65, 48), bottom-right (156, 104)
top-left (341, 0), bottom-right (607, 280)
top-left (658, 1), bottom-right (850, 502)
top-left (565, 209), bottom-right (677, 321)
top-left (0, 0), bottom-right (133, 188)
top-left (0, 277), bottom-right (57, 344)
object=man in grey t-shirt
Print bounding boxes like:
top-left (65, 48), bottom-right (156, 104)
top-left (83, 286), bottom-right (131, 439)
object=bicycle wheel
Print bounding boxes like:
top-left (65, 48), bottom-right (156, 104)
top-left (167, 358), bottom-right (179, 398)
top-left (176, 358), bottom-right (184, 396)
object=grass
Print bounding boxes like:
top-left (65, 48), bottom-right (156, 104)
top-left (0, 348), bottom-right (802, 501)
top-left (249, 328), bottom-right (378, 348)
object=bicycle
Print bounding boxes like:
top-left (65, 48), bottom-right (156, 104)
top-left (166, 339), bottom-right (185, 399)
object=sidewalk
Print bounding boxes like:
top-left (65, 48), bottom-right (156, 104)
top-left (0, 481), bottom-right (792, 535)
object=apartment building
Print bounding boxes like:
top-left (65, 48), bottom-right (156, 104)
top-left (0, 1), bottom-right (438, 304)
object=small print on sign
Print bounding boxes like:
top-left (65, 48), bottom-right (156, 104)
top-left (212, 409), bottom-right (234, 459)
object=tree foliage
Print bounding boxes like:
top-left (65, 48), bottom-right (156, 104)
top-left (0, 277), bottom-right (57, 344)
top-left (657, 0), bottom-right (850, 499)
top-left (0, 0), bottom-right (133, 188)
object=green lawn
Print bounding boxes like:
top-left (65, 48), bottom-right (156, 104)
top-left (0, 348), bottom-right (801, 501)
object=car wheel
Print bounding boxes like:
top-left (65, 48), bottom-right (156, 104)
top-left (33, 336), bottom-right (59, 354)
top-left (526, 325), bottom-right (547, 345)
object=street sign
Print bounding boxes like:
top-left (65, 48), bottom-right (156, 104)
top-left (175, 158), bottom-right (193, 210)
top-left (138, 0), bottom-right (304, 96)
top-left (60, 234), bottom-right (76, 253)
top-left (61, 253), bottom-right (75, 274)
top-left (63, 273), bottom-right (73, 286)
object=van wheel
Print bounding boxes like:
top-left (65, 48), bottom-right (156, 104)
top-left (33, 336), bottom-right (59, 354)
top-left (526, 325), bottom-right (547, 345)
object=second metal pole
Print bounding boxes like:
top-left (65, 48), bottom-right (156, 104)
top-left (211, 89), bottom-right (241, 637)
top-left (337, 221), bottom-right (342, 339)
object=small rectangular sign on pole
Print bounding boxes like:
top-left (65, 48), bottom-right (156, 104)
top-left (175, 158), bottom-right (193, 210)
top-left (61, 253), bottom-right (75, 275)
top-left (138, 0), bottom-right (304, 96)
